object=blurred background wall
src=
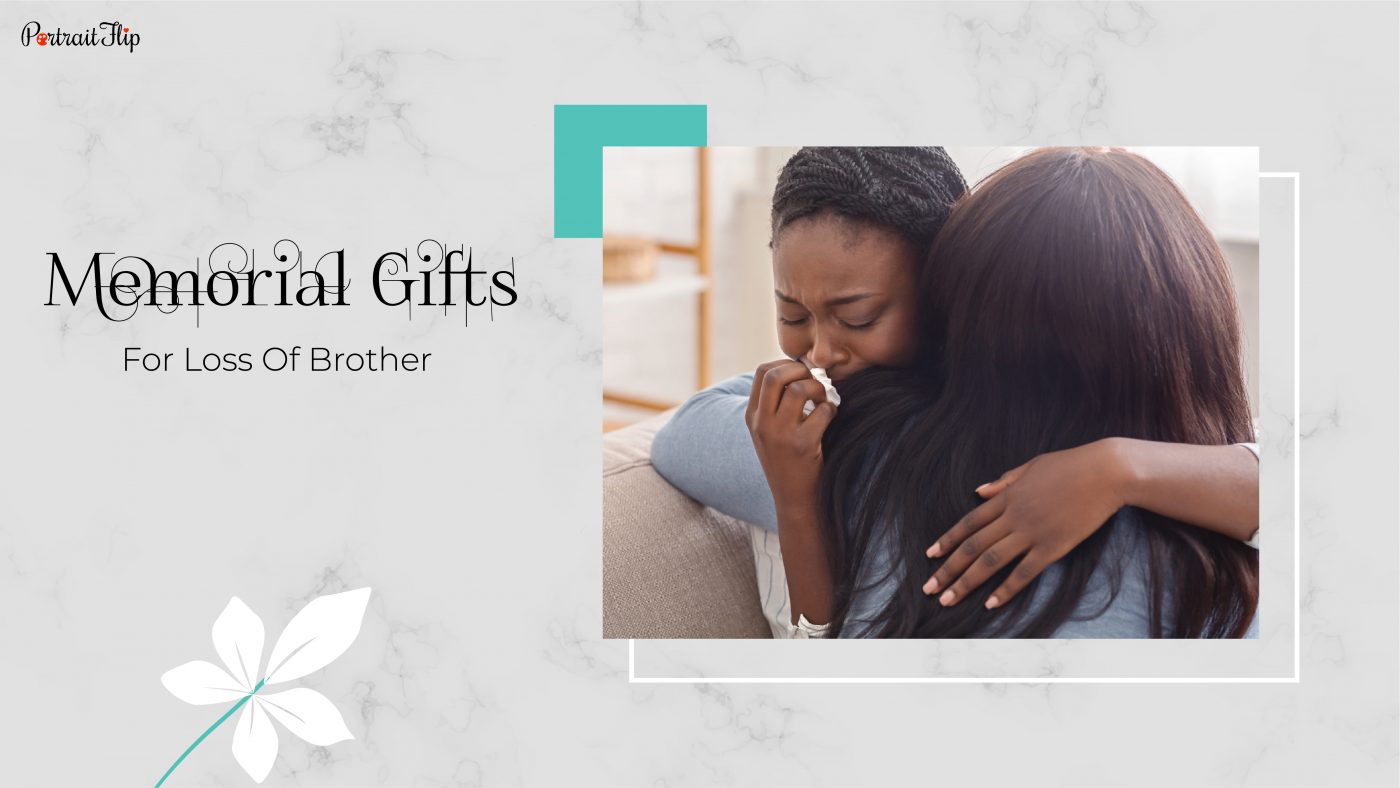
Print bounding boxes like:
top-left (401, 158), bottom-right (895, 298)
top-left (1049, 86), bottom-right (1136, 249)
top-left (602, 147), bottom-right (1259, 428)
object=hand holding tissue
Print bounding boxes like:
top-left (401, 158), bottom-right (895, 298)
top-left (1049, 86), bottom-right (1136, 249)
top-left (800, 361), bottom-right (842, 417)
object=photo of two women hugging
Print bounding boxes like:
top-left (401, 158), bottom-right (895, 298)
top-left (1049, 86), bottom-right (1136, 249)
top-left (627, 146), bottom-right (1261, 640)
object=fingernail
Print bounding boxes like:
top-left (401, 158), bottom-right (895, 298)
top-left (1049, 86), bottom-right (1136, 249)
top-left (986, 596), bottom-right (1000, 610)
top-left (939, 589), bottom-right (956, 606)
top-left (924, 577), bottom-right (939, 594)
top-left (928, 542), bottom-right (942, 558)
top-left (975, 483), bottom-right (989, 494)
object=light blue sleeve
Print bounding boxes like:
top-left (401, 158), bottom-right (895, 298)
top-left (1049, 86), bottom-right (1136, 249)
top-left (650, 373), bottom-right (779, 532)
top-left (1238, 442), bottom-right (1261, 550)
top-left (1044, 510), bottom-right (1260, 639)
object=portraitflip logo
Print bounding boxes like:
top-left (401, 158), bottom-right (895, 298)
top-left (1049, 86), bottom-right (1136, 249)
top-left (21, 20), bottom-right (140, 52)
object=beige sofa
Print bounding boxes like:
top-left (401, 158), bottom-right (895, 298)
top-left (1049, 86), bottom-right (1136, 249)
top-left (602, 412), bottom-right (772, 638)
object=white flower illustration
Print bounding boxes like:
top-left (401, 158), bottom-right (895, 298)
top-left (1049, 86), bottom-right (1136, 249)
top-left (159, 587), bottom-right (372, 784)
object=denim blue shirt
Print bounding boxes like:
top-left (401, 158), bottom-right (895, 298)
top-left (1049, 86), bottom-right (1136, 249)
top-left (651, 374), bottom-right (1259, 639)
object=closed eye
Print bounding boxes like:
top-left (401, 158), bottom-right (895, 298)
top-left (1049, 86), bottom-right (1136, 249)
top-left (779, 316), bottom-right (809, 326)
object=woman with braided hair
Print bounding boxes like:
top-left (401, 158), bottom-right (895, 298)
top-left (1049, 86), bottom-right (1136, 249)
top-left (650, 147), bottom-right (1260, 638)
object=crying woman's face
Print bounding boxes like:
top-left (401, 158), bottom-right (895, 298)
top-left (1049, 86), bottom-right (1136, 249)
top-left (770, 214), bottom-right (922, 383)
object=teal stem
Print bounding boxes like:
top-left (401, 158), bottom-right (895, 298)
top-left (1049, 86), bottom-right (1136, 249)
top-left (155, 678), bottom-right (266, 788)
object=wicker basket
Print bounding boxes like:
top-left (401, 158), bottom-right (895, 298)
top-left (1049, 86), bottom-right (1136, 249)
top-left (602, 235), bottom-right (659, 283)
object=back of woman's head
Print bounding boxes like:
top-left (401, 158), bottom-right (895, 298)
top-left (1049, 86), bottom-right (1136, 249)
top-left (927, 148), bottom-right (1250, 446)
top-left (822, 147), bottom-right (1257, 638)
top-left (772, 147), bottom-right (968, 250)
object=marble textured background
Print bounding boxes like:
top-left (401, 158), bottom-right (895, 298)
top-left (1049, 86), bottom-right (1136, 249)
top-left (1, 2), bottom-right (1395, 786)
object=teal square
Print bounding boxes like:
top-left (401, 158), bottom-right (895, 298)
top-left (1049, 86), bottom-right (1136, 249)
top-left (554, 104), bottom-right (707, 238)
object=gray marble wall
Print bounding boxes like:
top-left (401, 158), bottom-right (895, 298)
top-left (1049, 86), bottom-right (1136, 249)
top-left (1, 2), bottom-right (1395, 786)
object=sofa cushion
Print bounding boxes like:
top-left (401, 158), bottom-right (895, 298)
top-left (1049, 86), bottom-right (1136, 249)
top-left (602, 412), bottom-right (771, 639)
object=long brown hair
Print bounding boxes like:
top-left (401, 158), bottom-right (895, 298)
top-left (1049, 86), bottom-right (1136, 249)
top-left (820, 148), bottom-right (1258, 638)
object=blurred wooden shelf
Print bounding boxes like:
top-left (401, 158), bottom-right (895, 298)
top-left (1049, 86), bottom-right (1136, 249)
top-left (603, 390), bottom-right (678, 412)
top-left (602, 271), bottom-right (708, 307)
top-left (603, 147), bottom-right (712, 424)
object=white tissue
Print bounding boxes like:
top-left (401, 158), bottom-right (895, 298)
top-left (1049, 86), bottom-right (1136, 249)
top-left (801, 366), bottom-right (842, 417)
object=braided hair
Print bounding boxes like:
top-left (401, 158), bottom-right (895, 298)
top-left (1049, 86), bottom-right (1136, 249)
top-left (771, 147), bottom-right (968, 250)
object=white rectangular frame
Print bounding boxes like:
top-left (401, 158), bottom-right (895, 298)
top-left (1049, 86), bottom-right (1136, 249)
top-left (629, 172), bottom-right (1301, 686)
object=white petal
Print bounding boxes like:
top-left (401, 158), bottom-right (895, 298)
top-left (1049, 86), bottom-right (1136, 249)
top-left (232, 699), bottom-right (278, 783)
top-left (160, 660), bottom-right (247, 705)
top-left (264, 587), bottom-right (372, 685)
top-left (258, 688), bottom-right (354, 746)
top-left (212, 597), bottom-right (264, 690)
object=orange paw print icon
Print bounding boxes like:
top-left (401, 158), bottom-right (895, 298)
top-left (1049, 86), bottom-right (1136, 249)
top-left (36, 32), bottom-right (48, 45)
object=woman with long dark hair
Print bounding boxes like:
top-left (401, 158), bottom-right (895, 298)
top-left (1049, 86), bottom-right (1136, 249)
top-left (818, 148), bottom-right (1258, 637)
top-left (653, 147), bottom-right (1259, 638)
